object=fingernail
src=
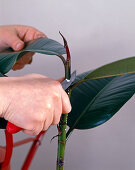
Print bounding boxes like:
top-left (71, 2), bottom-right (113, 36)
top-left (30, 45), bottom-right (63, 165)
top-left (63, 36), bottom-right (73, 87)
top-left (16, 42), bottom-right (24, 51)
top-left (36, 34), bottom-right (46, 39)
top-left (68, 104), bottom-right (72, 113)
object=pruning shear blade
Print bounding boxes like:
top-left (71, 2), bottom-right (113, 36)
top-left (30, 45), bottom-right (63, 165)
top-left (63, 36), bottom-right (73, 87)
top-left (61, 70), bottom-right (76, 90)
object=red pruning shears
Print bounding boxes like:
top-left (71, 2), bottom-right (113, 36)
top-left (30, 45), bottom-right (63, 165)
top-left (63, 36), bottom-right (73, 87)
top-left (0, 71), bottom-right (76, 134)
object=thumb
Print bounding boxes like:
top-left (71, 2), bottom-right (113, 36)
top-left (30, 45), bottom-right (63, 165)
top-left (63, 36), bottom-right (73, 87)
top-left (57, 78), bottom-right (71, 113)
top-left (5, 32), bottom-right (24, 51)
top-left (61, 89), bottom-right (72, 114)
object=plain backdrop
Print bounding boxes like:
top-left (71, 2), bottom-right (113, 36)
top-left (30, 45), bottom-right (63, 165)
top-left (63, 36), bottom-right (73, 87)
top-left (1, 0), bottom-right (135, 170)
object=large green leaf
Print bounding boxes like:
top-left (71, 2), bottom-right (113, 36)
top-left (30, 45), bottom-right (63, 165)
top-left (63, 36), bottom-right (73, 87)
top-left (82, 56), bottom-right (135, 80)
top-left (67, 72), bottom-right (135, 138)
top-left (0, 37), bottom-right (66, 74)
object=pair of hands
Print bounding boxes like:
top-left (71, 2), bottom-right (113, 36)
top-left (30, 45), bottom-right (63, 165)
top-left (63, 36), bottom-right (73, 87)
top-left (0, 25), bottom-right (71, 136)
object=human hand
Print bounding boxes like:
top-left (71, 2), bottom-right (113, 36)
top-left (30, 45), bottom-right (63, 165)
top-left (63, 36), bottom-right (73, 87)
top-left (0, 74), bottom-right (71, 135)
top-left (0, 25), bottom-right (46, 70)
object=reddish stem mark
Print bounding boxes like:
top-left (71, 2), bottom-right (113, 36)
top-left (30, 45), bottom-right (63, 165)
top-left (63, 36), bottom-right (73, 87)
top-left (59, 32), bottom-right (71, 61)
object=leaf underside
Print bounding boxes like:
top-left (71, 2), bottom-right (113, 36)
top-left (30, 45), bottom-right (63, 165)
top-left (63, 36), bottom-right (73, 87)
top-left (0, 37), bottom-right (66, 74)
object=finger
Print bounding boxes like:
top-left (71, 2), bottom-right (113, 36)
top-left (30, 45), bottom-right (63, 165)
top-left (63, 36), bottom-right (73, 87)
top-left (52, 97), bottom-right (62, 125)
top-left (22, 28), bottom-right (46, 42)
top-left (22, 129), bottom-right (38, 136)
top-left (61, 89), bottom-right (71, 114)
top-left (52, 111), bottom-right (62, 125)
top-left (22, 125), bottom-right (43, 136)
top-left (4, 31), bottom-right (24, 51)
top-left (43, 110), bottom-right (53, 131)
top-left (34, 32), bottom-right (47, 39)
top-left (57, 77), bottom-right (65, 83)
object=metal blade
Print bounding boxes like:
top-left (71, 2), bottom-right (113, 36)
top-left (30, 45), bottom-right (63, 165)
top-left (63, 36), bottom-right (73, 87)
top-left (61, 70), bottom-right (76, 90)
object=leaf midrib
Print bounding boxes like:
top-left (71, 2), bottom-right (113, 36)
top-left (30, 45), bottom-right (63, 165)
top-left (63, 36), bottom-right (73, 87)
top-left (68, 77), bottom-right (116, 134)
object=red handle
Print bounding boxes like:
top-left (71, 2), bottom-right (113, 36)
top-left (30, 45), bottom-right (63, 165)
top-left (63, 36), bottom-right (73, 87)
top-left (6, 122), bottom-right (22, 134)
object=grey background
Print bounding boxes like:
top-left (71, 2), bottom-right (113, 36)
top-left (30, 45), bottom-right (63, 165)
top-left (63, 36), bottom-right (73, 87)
top-left (1, 0), bottom-right (135, 169)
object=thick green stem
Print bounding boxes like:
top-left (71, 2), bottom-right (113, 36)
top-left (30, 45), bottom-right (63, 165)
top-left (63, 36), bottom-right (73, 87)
top-left (56, 61), bottom-right (71, 170)
top-left (56, 32), bottom-right (71, 170)
top-left (56, 114), bottom-right (68, 170)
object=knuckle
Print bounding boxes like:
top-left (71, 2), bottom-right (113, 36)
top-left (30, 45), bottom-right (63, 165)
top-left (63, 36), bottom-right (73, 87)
top-left (31, 125), bottom-right (42, 135)
top-left (24, 123), bottom-right (33, 131)
top-left (51, 81), bottom-right (62, 99)
top-left (32, 111), bottom-right (45, 125)
top-left (25, 26), bottom-right (37, 33)
top-left (43, 124), bottom-right (49, 131)
top-left (24, 116), bottom-right (44, 131)
top-left (32, 129), bottom-right (40, 136)
top-left (53, 117), bottom-right (60, 125)
top-left (53, 80), bottom-right (61, 88)
top-left (52, 92), bottom-right (60, 101)
top-left (36, 113), bottom-right (44, 123)
top-left (52, 111), bottom-right (61, 125)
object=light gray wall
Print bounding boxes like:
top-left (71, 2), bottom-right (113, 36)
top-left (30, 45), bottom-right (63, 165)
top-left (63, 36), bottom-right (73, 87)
top-left (1, 0), bottom-right (135, 170)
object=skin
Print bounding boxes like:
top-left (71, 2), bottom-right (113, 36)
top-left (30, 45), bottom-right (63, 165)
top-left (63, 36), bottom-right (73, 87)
top-left (0, 25), bottom-right (71, 167)
top-left (0, 25), bottom-right (46, 70)
top-left (0, 74), bottom-right (71, 134)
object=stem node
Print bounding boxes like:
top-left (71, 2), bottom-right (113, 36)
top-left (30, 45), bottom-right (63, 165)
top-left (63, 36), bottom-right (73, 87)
top-left (57, 157), bottom-right (64, 167)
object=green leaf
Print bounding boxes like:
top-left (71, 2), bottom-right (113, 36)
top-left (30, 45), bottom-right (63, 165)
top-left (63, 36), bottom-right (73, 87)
top-left (67, 72), bottom-right (135, 138)
top-left (83, 56), bottom-right (135, 80)
top-left (24, 37), bottom-right (66, 55)
top-left (0, 37), bottom-right (66, 74)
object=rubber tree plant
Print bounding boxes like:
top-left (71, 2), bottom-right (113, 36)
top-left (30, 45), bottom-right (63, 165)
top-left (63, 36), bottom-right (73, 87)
top-left (0, 34), bottom-right (135, 170)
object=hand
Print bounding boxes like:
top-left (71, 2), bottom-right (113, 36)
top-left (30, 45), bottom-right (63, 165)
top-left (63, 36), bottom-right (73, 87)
top-left (0, 25), bottom-right (46, 70)
top-left (0, 74), bottom-right (71, 135)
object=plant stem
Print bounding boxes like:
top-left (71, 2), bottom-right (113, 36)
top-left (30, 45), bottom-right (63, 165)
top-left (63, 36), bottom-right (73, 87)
top-left (56, 33), bottom-right (71, 170)
top-left (56, 114), bottom-right (68, 170)
top-left (57, 61), bottom-right (71, 170)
